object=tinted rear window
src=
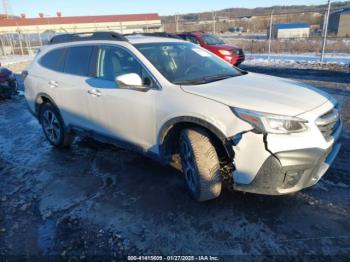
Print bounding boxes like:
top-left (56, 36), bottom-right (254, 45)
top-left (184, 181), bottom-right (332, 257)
top-left (64, 46), bottom-right (94, 76)
top-left (40, 48), bottom-right (65, 71)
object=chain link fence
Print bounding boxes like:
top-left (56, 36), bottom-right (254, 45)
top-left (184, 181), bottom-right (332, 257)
top-left (163, 6), bottom-right (350, 63)
top-left (0, 22), bottom-right (162, 59)
top-left (0, 25), bottom-right (349, 64)
top-left (221, 35), bottom-right (350, 60)
top-left (0, 32), bottom-right (44, 56)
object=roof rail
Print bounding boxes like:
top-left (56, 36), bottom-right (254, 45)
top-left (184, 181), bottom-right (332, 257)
top-left (49, 31), bottom-right (129, 44)
top-left (124, 32), bottom-right (182, 39)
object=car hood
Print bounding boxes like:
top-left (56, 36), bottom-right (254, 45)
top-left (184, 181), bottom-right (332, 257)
top-left (181, 73), bottom-right (330, 116)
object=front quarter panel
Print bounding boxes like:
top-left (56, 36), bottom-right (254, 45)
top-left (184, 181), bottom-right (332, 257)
top-left (156, 84), bottom-right (253, 150)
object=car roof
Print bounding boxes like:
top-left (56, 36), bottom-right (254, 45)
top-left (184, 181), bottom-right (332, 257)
top-left (179, 31), bottom-right (206, 36)
top-left (40, 34), bottom-right (186, 53)
top-left (126, 34), bottom-right (184, 44)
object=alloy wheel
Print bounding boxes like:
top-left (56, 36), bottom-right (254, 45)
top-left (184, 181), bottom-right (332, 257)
top-left (180, 140), bottom-right (197, 192)
top-left (42, 110), bottom-right (61, 144)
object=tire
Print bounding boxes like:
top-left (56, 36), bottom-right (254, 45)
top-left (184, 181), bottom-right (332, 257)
top-left (179, 128), bottom-right (222, 201)
top-left (39, 103), bottom-right (73, 148)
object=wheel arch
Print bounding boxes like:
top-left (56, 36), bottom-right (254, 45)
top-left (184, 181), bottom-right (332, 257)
top-left (34, 92), bottom-right (61, 124)
top-left (158, 116), bottom-right (234, 165)
top-left (35, 92), bottom-right (58, 115)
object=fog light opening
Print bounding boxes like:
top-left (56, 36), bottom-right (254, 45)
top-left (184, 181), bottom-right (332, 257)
top-left (283, 170), bottom-right (303, 188)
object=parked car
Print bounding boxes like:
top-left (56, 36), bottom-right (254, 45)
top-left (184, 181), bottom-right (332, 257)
top-left (24, 32), bottom-right (341, 201)
top-left (177, 31), bottom-right (245, 66)
top-left (125, 32), bottom-right (182, 39)
top-left (0, 64), bottom-right (17, 99)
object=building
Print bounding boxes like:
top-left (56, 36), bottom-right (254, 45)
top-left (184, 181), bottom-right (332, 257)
top-left (329, 9), bottom-right (350, 37)
top-left (270, 23), bottom-right (310, 39)
top-left (0, 13), bottom-right (163, 34)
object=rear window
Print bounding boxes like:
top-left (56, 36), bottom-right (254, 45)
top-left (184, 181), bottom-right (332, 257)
top-left (64, 46), bottom-right (94, 76)
top-left (39, 48), bottom-right (65, 71)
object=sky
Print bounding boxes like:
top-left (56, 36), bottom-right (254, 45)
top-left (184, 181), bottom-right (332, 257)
top-left (8, 0), bottom-right (349, 17)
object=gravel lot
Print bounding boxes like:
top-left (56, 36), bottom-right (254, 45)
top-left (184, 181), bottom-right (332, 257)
top-left (0, 63), bottom-right (349, 259)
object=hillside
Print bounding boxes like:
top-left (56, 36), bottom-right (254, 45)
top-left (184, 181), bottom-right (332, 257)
top-left (162, 1), bottom-right (350, 33)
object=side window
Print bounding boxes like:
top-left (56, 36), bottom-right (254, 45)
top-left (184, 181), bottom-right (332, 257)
top-left (188, 36), bottom-right (199, 45)
top-left (96, 46), bottom-right (153, 88)
top-left (64, 46), bottom-right (94, 76)
top-left (40, 48), bottom-right (65, 71)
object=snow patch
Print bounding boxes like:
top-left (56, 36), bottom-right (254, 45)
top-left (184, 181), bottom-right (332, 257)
top-left (0, 55), bottom-right (35, 66)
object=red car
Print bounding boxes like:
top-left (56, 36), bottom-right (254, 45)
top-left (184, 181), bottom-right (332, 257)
top-left (0, 64), bottom-right (17, 99)
top-left (177, 32), bottom-right (245, 66)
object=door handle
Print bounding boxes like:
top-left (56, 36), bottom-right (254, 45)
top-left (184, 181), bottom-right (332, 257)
top-left (88, 89), bottom-right (101, 97)
top-left (48, 80), bottom-right (58, 88)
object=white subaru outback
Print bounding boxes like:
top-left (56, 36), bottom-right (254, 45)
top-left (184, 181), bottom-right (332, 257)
top-left (24, 32), bottom-right (342, 201)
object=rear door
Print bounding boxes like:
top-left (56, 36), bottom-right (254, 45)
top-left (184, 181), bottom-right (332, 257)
top-left (26, 47), bottom-right (66, 113)
top-left (52, 45), bottom-right (95, 130)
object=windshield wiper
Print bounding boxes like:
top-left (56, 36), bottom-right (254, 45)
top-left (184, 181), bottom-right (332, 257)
top-left (174, 74), bottom-right (236, 85)
top-left (203, 74), bottom-right (236, 82)
top-left (174, 79), bottom-right (208, 85)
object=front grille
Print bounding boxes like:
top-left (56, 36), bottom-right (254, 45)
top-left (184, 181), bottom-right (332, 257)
top-left (316, 108), bottom-right (340, 141)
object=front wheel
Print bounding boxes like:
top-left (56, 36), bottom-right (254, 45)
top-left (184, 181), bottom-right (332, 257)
top-left (179, 128), bottom-right (222, 201)
top-left (39, 103), bottom-right (73, 148)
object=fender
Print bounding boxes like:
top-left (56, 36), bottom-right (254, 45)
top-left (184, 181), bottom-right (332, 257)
top-left (34, 92), bottom-right (59, 116)
top-left (158, 116), bottom-right (234, 160)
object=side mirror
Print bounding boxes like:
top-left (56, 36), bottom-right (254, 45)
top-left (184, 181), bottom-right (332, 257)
top-left (115, 73), bottom-right (146, 90)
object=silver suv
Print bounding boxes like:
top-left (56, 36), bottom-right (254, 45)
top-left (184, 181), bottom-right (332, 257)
top-left (24, 32), bottom-right (342, 201)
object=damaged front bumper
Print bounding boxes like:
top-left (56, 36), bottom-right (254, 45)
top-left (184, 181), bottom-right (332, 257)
top-left (233, 142), bottom-right (341, 195)
top-left (231, 105), bottom-right (342, 195)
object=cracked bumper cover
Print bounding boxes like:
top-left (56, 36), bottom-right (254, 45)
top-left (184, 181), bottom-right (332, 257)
top-left (231, 123), bottom-right (342, 195)
top-left (233, 143), bottom-right (341, 195)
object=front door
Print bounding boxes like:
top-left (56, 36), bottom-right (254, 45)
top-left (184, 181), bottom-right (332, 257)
top-left (86, 45), bottom-right (158, 151)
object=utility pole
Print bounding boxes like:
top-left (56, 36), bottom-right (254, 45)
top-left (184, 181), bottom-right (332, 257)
top-left (36, 26), bottom-right (43, 46)
top-left (0, 34), bottom-right (6, 57)
top-left (212, 11), bottom-right (217, 34)
top-left (17, 32), bottom-right (24, 56)
top-left (175, 14), bottom-right (179, 33)
top-left (119, 21), bottom-right (123, 34)
top-left (268, 9), bottom-right (274, 62)
top-left (320, 0), bottom-right (332, 62)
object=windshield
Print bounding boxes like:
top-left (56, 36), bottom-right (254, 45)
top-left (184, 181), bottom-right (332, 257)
top-left (135, 42), bottom-right (242, 85)
top-left (201, 34), bottom-right (225, 45)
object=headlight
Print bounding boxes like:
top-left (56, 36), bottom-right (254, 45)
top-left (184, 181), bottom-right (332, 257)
top-left (233, 108), bottom-right (308, 134)
top-left (218, 50), bottom-right (232, 56)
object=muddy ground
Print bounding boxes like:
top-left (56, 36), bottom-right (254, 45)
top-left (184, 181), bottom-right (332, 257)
top-left (0, 64), bottom-right (349, 259)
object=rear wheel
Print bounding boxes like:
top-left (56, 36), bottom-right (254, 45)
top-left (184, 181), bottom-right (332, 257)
top-left (179, 128), bottom-right (222, 201)
top-left (39, 103), bottom-right (73, 148)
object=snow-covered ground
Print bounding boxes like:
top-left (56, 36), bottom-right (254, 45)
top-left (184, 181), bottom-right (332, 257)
top-left (247, 53), bottom-right (350, 64)
top-left (0, 55), bottom-right (35, 66)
